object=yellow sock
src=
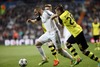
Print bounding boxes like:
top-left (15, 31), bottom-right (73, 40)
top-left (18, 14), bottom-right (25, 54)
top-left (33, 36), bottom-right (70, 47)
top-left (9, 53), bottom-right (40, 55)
top-left (48, 45), bottom-right (58, 60)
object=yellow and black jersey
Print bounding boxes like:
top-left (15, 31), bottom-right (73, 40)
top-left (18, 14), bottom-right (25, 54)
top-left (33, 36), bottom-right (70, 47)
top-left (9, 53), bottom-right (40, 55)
top-left (59, 10), bottom-right (82, 37)
top-left (92, 22), bottom-right (100, 36)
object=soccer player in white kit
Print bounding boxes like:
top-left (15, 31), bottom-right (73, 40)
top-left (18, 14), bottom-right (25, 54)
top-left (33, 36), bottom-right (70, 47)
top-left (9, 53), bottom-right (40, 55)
top-left (27, 4), bottom-right (78, 67)
top-left (34, 4), bottom-right (60, 66)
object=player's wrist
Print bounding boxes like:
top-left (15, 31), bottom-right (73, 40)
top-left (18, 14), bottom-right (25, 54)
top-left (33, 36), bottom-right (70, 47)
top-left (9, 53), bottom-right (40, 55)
top-left (51, 14), bottom-right (58, 20)
top-left (27, 19), bottom-right (32, 23)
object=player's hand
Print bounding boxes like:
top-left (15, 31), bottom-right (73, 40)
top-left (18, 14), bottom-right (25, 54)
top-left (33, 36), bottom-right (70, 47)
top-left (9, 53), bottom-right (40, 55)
top-left (27, 19), bottom-right (32, 23)
top-left (51, 14), bottom-right (58, 20)
top-left (27, 19), bottom-right (37, 24)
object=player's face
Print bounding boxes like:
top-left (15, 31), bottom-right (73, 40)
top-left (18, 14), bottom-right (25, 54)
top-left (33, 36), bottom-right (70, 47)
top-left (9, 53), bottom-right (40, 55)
top-left (34, 9), bottom-right (38, 15)
top-left (94, 18), bottom-right (97, 23)
top-left (55, 9), bottom-right (61, 16)
top-left (45, 6), bottom-right (52, 11)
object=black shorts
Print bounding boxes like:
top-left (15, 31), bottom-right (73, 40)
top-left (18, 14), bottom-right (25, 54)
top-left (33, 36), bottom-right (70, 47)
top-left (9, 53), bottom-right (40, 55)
top-left (75, 31), bottom-right (89, 51)
top-left (67, 35), bottom-right (76, 44)
top-left (93, 35), bottom-right (99, 42)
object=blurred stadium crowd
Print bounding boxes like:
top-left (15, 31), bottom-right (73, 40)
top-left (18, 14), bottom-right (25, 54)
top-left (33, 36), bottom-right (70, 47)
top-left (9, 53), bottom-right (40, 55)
top-left (0, 0), bottom-right (100, 44)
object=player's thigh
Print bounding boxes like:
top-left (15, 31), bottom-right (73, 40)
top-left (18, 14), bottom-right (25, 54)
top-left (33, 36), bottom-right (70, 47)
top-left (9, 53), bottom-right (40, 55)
top-left (50, 31), bottom-right (61, 49)
top-left (94, 35), bottom-right (99, 42)
top-left (67, 35), bottom-right (76, 44)
top-left (75, 32), bottom-right (89, 51)
top-left (36, 32), bottom-right (49, 44)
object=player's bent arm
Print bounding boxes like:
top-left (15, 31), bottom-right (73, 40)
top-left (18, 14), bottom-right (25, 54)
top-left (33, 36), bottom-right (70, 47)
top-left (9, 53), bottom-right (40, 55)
top-left (51, 14), bottom-right (63, 27)
top-left (27, 15), bottom-right (41, 24)
top-left (54, 17), bottom-right (63, 27)
top-left (50, 14), bottom-right (58, 20)
top-left (53, 17), bottom-right (58, 23)
top-left (27, 19), bottom-right (37, 24)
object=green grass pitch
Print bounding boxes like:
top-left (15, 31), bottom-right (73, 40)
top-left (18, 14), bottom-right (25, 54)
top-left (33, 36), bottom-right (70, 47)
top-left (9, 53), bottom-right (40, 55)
top-left (0, 43), bottom-right (100, 67)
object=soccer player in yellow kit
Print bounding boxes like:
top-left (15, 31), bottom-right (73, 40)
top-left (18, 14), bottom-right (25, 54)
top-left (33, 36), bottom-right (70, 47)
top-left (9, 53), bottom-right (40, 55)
top-left (92, 18), bottom-right (100, 50)
top-left (51, 4), bottom-right (100, 67)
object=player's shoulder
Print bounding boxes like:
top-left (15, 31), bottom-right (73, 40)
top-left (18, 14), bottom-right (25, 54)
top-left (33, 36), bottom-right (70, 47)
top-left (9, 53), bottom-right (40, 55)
top-left (42, 10), bottom-right (48, 16)
top-left (98, 22), bottom-right (100, 24)
top-left (45, 10), bottom-right (51, 12)
top-left (45, 10), bottom-right (54, 15)
top-left (63, 10), bottom-right (71, 14)
top-left (61, 10), bottom-right (70, 15)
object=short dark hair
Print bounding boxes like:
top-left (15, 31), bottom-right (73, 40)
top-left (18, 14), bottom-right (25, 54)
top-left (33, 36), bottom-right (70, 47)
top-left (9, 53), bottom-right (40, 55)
top-left (45, 4), bottom-right (52, 7)
top-left (55, 4), bottom-right (64, 12)
top-left (34, 6), bottom-right (41, 10)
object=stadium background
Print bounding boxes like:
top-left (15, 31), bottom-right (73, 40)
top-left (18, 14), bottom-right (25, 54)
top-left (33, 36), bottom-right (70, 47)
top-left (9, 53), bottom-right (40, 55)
top-left (0, 0), bottom-right (99, 45)
top-left (0, 0), bottom-right (100, 67)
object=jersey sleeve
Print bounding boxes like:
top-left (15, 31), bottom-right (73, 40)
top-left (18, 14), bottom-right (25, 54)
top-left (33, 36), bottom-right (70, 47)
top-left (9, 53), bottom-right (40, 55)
top-left (35, 15), bottom-right (41, 21)
top-left (41, 10), bottom-right (53, 23)
top-left (58, 17), bottom-right (63, 25)
top-left (45, 10), bottom-right (54, 16)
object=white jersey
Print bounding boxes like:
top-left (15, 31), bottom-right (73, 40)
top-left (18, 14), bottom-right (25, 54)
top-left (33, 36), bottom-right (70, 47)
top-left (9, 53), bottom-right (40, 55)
top-left (40, 10), bottom-right (58, 32)
top-left (36, 10), bottom-right (61, 49)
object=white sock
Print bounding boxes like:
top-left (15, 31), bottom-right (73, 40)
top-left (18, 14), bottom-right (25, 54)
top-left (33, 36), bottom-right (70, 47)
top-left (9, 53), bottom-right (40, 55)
top-left (37, 47), bottom-right (46, 60)
top-left (60, 49), bottom-right (73, 60)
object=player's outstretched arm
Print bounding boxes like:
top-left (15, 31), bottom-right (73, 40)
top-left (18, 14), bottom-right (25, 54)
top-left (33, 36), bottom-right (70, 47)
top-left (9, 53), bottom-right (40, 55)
top-left (27, 19), bottom-right (37, 24)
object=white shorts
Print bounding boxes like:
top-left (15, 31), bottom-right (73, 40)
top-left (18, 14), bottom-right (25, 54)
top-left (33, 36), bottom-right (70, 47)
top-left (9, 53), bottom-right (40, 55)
top-left (36, 30), bottom-right (61, 49)
top-left (63, 26), bottom-right (71, 44)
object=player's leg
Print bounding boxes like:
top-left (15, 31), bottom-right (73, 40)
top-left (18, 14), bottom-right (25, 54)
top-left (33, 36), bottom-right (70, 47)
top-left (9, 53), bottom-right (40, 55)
top-left (35, 41), bottom-right (48, 66)
top-left (54, 31), bottom-right (73, 59)
top-left (76, 32), bottom-right (100, 67)
top-left (65, 35), bottom-right (82, 66)
top-left (48, 31), bottom-right (61, 66)
top-left (66, 35), bottom-right (81, 59)
top-left (99, 36), bottom-right (100, 50)
top-left (35, 41), bottom-right (47, 59)
top-left (94, 36), bottom-right (99, 50)
top-left (47, 41), bottom-right (59, 66)
top-left (48, 41), bottom-right (58, 60)
top-left (96, 35), bottom-right (100, 50)
top-left (51, 31), bottom-right (78, 66)
top-left (63, 28), bottom-right (82, 66)
top-left (37, 32), bottom-right (59, 66)
top-left (35, 33), bottom-right (49, 65)
top-left (82, 49), bottom-right (100, 67)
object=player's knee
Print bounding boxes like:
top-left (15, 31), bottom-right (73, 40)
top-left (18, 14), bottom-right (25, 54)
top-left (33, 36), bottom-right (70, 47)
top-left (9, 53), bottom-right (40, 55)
top-left (48, 41), bottom-right (53, 46)
top-left (35, 41), bottom-right (42, 47)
